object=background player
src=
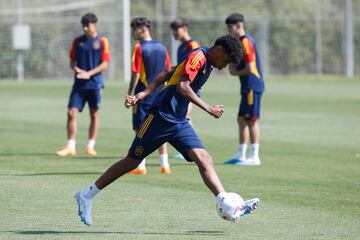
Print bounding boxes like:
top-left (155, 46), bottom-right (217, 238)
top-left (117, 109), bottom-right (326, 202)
top-left (56, 13), bottom-right (111, 157)
top-left (125, 17), bottom-right (172, 174)
top-left (75, 34), bottom-right (259, 226)
top-left (170, 17), bottom-right (201, 159)
top-left (223, 13), bottom-right (265, 166)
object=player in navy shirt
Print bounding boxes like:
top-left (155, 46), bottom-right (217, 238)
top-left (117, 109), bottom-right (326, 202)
top-left (224, 13), bottom-right (265, 166)
top-left (75, 35), bottom-right (259, 226)
top-left (170, 17), bottom-right (201, 159)
top-left (56, 13), bottom-right (111, 157)
top-left (125, 17), bottom-right (172, 174)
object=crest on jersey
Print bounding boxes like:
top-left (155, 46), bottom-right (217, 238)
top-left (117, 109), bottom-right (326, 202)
top-left (135, 145), bottom-right (144, 156)
top-left (93, 41), bottom-right (100, 50)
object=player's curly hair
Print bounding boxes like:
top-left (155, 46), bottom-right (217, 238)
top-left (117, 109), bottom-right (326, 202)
top-left (214, 35), bottom-right (243, 64)
top-left (131, 17), bottom-right (151, 29)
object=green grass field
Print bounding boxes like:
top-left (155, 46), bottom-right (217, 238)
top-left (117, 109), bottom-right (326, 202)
top-left (0, 75), bottom-right (359, 240)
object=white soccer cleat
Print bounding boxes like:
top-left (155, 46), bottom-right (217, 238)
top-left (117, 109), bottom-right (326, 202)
top-left (224, 153), bottom-right (246, 165)
top-left (240, 198), bottom-right (260, 217)
top-left (75, 191), bottom-right (92, 226)
top-left (217, 193), bottom-right (259, 222)
top-left (235, 157), bottom-right (261, 166)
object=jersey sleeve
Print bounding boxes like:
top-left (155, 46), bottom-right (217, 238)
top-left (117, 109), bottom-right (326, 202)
top-left (131, 44), bottom-right (142, 73)
top-left (165, 48), bottom-right (172, 70)
top-left (69, 37), bottom-right (79, 61)
top-left (181, 50), bottom-right (206, 82)
top-left (100, 37), bottom-right (111, 62)
top-left (188, 40), bottom-right (200, 50)
top-left (241, 38), bottom-right (255, 64)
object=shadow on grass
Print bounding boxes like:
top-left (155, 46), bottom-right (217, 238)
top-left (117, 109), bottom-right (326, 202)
top-left (4, 172), bottom-right (103, 176)
top-left (0, 153), bottom-right (55, 157)
top-left (8, 230), bottom-right (225, 236)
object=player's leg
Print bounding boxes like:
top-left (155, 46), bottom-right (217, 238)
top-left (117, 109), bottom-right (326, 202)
top-left (67, 107), bottom-right (79, 141)
top-left (56, 89), bottom-right (85, 156)
top-left (86, 89), bottom-right (101, 156)
top-left (76, 112), bottom-right (168, 225)
top-left (238, 91), bottom-right (262, 165)
top-left (158, 143), bottom-right (170, 174)
top-left (188, 148), bottom-right (225, 195)
top-left (86, 108), bottom-right (99, 156)
top-left (95, 156), bottom-right (142, 189)
top-left (224, 94), bottom-right (249, 164)
top-left (130, 103), bottom-right (148, 174)
top-left (169, 123), bottom-right (259, 219)
top-left (247, 120), bottom-right (260, 164)
top-left (238, 116), bottom-right (249, 158)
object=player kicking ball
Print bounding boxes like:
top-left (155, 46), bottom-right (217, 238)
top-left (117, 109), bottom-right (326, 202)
top-left (75, 35), bottom-right (259, 225)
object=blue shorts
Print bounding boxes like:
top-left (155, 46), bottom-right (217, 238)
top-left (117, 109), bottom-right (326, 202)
top-left (132, 103), bottom-right (151, 131)
top-left (68, 88), bottom-right (101, 112)
top-left (128, 110), bottom-right (204, 162)
top-left (238, 90), bottom-right (262, 120)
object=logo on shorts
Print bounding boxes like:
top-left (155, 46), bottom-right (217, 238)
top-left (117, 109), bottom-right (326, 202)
top-left (135, 145), bottom-right (144, 156)
top-left (245, 113), bottom-right (250, 118)
top-left (93, 41), bottom-right (100, 50)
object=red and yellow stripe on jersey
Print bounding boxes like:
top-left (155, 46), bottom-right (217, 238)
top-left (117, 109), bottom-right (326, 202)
top-left (241, 37), bottom-right (260, 78)
top-left (164, 49), bottom-right (206, 89)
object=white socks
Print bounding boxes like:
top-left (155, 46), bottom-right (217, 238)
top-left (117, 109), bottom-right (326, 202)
top-left (250, 143), bottom-right (259, 159)
top-left (67, 139), bottom-right (96, 150)
top-left (136, 155), bottom-right (169, 169)
top-left (216, 192), bottom-right (227, 203)
top-left (83, 183), bottom-right (100, 199)
top-left (67, 139), bottom-right (76, 150)
top-left (87, 139), bottom-right (96, 149)
top-left (137, 159), bottom-right (146, 170)
top-left (237, 144), bottom-right (247, 160)
top-left (160, 154), bottom-right (169, 167)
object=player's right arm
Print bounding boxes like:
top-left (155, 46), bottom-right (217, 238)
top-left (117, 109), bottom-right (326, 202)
top-left (125, 44), bottom-right (142, 108)
top-left (69, 37), bottom-right (85, 74)
top-left (126, 68), bottom-right (173, 107)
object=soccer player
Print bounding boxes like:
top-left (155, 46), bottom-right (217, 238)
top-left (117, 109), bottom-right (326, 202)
top-left (125, 17), bottom-right (172, 174)
top-left (55, 13), bottom-right (111, 157)
top-left (224, 13), bottom-right (265, 166)
top-left (170, 17), bottom-right (201, 159)
top-left (75, 34), bottom-right (259, 226)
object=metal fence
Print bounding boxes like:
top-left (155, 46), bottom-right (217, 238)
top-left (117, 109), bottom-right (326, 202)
top-left (0, 0), bottom-right (359, 81)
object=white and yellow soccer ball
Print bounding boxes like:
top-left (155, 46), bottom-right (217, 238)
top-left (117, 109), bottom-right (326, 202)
top-left (216, 192), bottom-right (244, 222)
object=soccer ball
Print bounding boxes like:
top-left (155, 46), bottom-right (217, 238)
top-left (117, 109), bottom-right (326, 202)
top-left (216, 192), bottom-right (244, 222)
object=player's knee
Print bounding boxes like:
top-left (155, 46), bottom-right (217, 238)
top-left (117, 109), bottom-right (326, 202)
top-left (125, 154), bottom-right (143, 169)
top-left (197, 151), bottom-right (214, 169)
top-left (67, 109), bottom-right (77, 119)
top-left (90, 113), bottom-right (99, 121)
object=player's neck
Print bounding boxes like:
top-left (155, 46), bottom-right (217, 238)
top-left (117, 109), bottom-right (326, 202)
top-left (180, 33), bottom-right (191, 43)
top-left (86, 32), bottom-right (98, 39)
top-left (239, 29), bottom-right (246, 37)
top-left (142, 32), bottom-right (152, 41)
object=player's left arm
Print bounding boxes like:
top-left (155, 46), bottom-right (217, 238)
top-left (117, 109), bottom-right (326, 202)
top-left (228, 62), bottom-right (251, 76)
top-left (76, 37), bottom-right (111, 80)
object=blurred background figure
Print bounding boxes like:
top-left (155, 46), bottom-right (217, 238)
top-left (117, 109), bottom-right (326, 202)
top-left (56, 12), bottom-right (111, 157)
top-left (125, 17), bottom-right (172, 174)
